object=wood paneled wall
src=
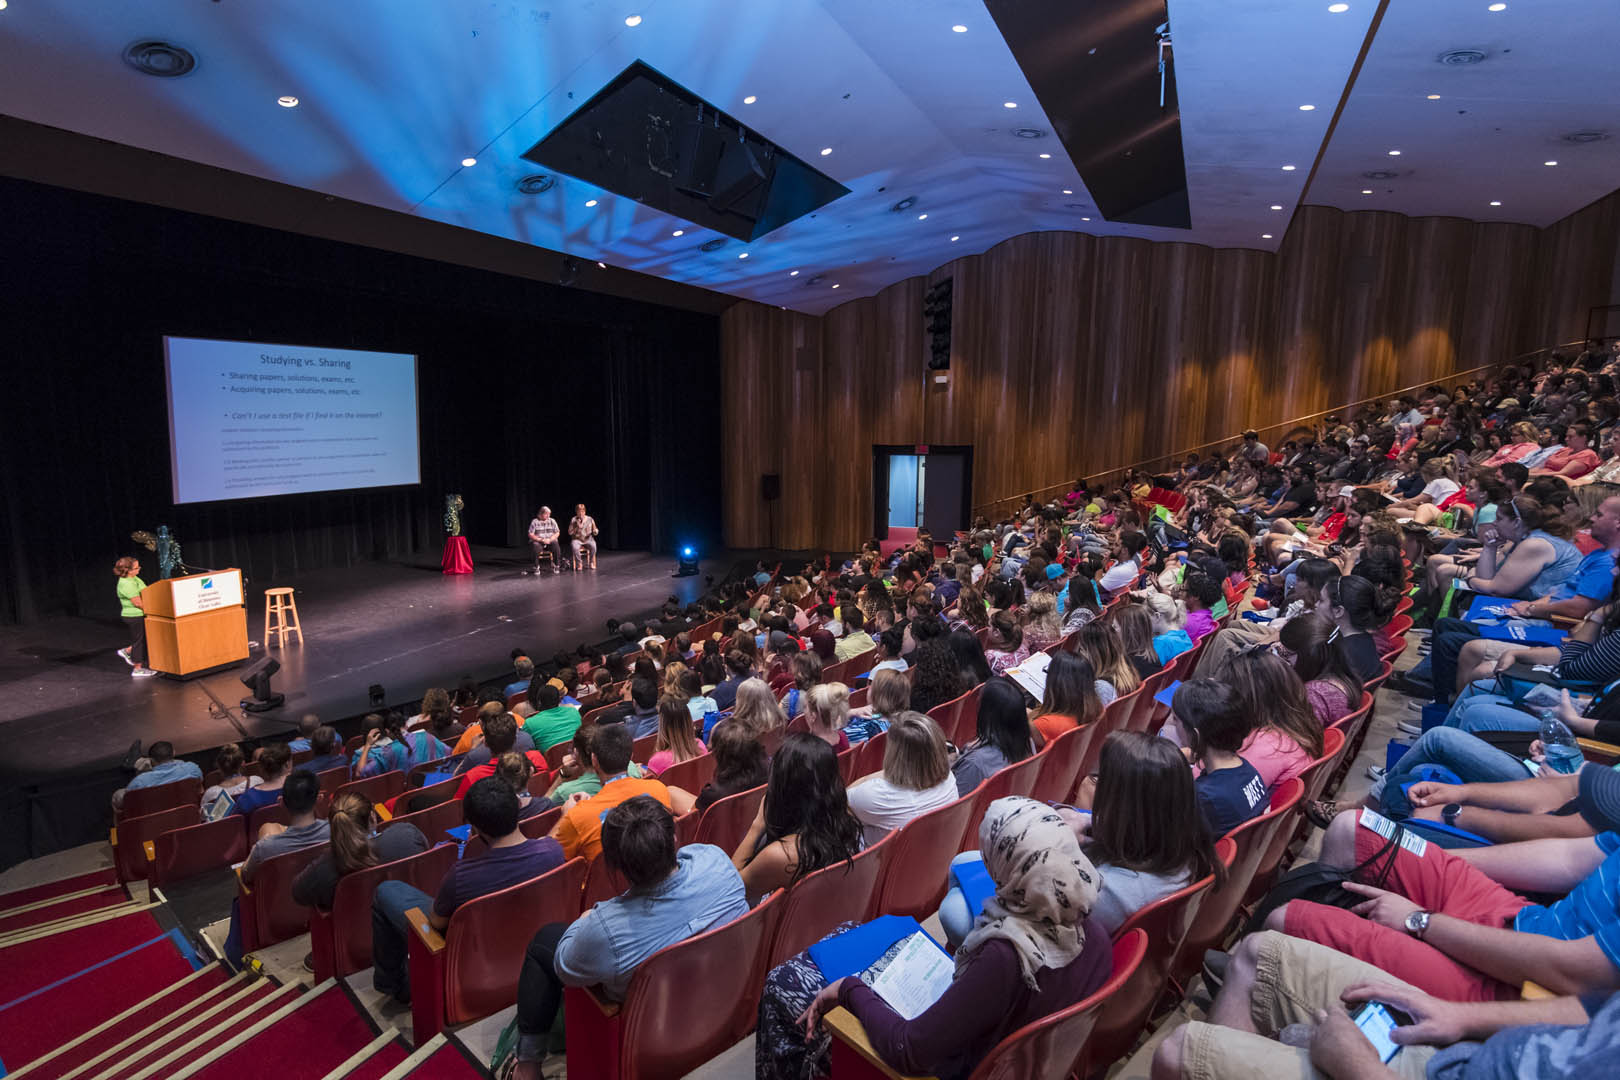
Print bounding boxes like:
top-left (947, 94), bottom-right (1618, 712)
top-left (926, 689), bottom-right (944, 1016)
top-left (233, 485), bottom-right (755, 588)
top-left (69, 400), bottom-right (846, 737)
top-left (722, 194), bottom-right (1620, 551)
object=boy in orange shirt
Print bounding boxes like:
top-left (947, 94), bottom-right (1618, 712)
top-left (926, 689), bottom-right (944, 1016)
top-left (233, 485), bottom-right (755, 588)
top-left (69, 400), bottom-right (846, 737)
top-left (552, 722), bottom-right (671, 861)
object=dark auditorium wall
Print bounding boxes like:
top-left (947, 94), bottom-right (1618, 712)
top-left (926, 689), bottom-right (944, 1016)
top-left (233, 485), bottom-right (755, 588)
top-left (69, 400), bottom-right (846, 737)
top-left (722, 194), bottom-right (1620, 551)
top-left (0, 179), bottom-right (722, 625)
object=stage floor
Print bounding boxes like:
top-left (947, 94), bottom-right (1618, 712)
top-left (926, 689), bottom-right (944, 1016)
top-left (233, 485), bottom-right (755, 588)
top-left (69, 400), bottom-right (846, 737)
top-left (0, 545), bottom-right (733, 785)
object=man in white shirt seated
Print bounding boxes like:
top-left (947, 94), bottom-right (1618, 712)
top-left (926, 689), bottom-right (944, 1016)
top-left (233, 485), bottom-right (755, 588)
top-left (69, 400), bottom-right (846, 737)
top-left (527, 506), bottom-right (561, 575)
top-left (1098, 531), bottom-right (1149, 596)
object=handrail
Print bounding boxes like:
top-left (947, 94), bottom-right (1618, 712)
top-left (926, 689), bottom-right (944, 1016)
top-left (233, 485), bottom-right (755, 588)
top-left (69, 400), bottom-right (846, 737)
top-left (970, 337), bottom-right (1605, 521)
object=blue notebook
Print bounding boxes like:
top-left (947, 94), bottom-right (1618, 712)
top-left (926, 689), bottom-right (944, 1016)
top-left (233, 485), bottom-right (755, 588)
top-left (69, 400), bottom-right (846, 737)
top-left (951, 857), bottom-right (997, 921)
top-left (809, 915), bottom-right (924, 982)
top-left (1154, 680), bottom-right (1182, 708)
top-left (421, 770), bottom-right (457, 787)
top-left (1464, 594), bottom-right (1518, 622)
top-left (1477, 623), bottom-right (1566, 646)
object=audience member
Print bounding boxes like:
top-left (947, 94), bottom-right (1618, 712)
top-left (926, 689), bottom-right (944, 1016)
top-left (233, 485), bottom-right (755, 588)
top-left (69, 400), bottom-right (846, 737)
top-left (552, 723), bottom-right (671, 861)
top-left (847, 712), bottom-right (960, 846)
top-left (952, 677), bottom-right (1035, 797)
top-left (730, 733), bottom-right (862, 901)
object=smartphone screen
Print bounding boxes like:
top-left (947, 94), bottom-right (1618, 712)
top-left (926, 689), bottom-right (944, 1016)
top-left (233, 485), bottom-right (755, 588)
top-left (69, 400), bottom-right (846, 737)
top-left (1353, 1002), bottom-right (1407, 1063)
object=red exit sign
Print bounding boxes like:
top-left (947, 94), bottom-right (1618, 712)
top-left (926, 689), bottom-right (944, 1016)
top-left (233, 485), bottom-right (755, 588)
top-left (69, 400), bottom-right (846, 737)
top-left (914, 445), bottom-right (929, 454)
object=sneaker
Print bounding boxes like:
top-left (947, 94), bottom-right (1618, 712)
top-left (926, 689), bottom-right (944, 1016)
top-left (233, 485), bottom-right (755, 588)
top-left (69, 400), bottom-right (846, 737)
top-left (1201, 950), bottom-right (1230, 994)
top-left (1368, 775), bottom-right (1387, 802)
top-left (1365, 764), bottom-right (1386, 782)
top-left (1396, 717), bottom-right (1424, 737)
top-left (132, 667), bottom-right (159, 679)
top-left (117, 647), bottom-right (135, 667)
top-left (302, 951), bottom-right (314, 973)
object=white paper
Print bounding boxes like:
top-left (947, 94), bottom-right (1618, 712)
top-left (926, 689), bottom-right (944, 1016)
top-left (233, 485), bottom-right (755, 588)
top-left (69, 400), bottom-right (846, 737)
top-left (868, 932), bottom-right (956, 1020)
top-left (1005, 651), bottom-right (1051, 701)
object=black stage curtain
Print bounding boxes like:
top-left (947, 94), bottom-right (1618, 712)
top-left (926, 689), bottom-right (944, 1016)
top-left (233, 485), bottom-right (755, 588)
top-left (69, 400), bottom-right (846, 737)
top-left (0, 179), bottom-right (721, 625)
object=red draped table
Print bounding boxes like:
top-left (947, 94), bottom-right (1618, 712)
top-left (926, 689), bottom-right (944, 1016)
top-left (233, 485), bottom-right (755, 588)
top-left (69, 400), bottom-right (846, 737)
top-left (441, 536), bottom-right (473, 575)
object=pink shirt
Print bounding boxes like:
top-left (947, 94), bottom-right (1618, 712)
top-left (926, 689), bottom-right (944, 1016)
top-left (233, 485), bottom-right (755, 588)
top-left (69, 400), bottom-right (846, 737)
top-left (1185, 609), bottom-right (1216, 644)
top-left (646, 742), bottom-right (708, 776)
top-left (1235, 728), bottom-right (1312, 788)
top-left (1538, 446), bottom-right (1600, 477)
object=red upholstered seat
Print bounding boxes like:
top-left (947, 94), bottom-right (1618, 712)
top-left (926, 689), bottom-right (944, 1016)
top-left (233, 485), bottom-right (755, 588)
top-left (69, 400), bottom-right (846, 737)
top-left (1251, 727), bottom-right (1346, 901)
top-left (631, 732), bottom-right (658, 764)
top-left (150, 816), bottom-right (249, 886)
top-left (958, 754), bottom-right (1046, 853)
top-left (309, 843), bottom-right (456, 980)
top-left (853, 730), bottom-right (889, 781)
top-left (406, 856), bottom-right (588, 1044)
top-left (1083, 841), bottom-right (1231, 1072)
top-left (566, 891), bottom-right (782, 1080)
top-left (582, 855), bottom-right (629, 908)
top-left (950, 685), bottom-right (983, 746)
top-left (113, 804), bottom-right (198, 882)
top-left (237, 842), bottom-right (330, 953)
top-left (313, 766), bottom-right (351, 796)
top-left (691, 784), bottom-right (767, 853)
top-left (655, 752), bottom-right (717, 793)
top-left (382, 796), bottom-right (466, 847)
top-left (766, 834), bottom-right (890, 968)
top-left (118, 777), bottom-right (203, 822)
top-left (333, 771), bottom-right (407, 807)
top-left (868, 794), bottom-right (976, 920)
top-left (1030, 722), bottom-right (1094, 805)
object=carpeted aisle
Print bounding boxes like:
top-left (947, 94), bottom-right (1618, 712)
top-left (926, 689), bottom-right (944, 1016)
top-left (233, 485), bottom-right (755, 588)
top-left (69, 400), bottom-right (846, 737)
top-left (188, 983), bottom-right (381, 1080)
top-left (0, 886), bottom-right (131, 934)
top-left (0, 869), bottom-right (118, 908)
top-left (0, 910), bottom-right (164, 1003)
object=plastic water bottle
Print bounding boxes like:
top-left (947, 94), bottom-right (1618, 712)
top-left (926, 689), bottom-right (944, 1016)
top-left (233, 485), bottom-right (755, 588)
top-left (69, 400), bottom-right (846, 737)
top-left (1539, 710), bottom-right (1584, 775)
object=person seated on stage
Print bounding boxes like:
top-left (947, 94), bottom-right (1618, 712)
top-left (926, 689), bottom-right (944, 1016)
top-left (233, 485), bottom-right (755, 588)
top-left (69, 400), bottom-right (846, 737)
top-left (287, 713), bottom-right (320, 753)
top-left (291, 791), bottom-right (428, 911)
top-left (232, 743), bottom-right (294, 818)
top-left (504, 658), bottom-right (534, 702)
top-left (568, 502), bottom-right (599, 570)
top-left (352, 711), bottom-right (451, 779)
top-left (455, 711), bottom-right (548, 798)
top-left (1253, 781), bottom-right (1620, 1005)
top-left (1150, 932), bottom-right (1616, 1080)
top-left (527, 507), bottom-right (562, 574)
top-left (543, 723), bottom-right (650, 808)
top-left (201, 743), bottom-right (262, 811)
top-left (370, 778), bottom-right (565, 1006)
top-left (521, 681), bottom-right (582, 753)
top-left (112, 740), bottom-right (204, 811)
top-left (551, 723), bottom-right (671, 862)
top-left (304, 725), bottom-right (349, 775)
top-left (506, 796), bottom-right (749, 1079)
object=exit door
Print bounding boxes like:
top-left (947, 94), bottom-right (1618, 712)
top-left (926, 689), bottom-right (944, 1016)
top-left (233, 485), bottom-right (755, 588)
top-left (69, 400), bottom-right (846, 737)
top-left (873, 445), bottom-right (974, 540)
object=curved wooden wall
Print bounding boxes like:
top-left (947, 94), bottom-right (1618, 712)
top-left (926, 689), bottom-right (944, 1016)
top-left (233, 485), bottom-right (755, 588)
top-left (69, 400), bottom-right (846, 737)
top-left (722, 195), bottom-right (1620, 551)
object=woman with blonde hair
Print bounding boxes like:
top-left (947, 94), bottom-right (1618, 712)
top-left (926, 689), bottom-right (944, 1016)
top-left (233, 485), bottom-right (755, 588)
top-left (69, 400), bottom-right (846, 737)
top-left (1142, 591), bottom-right (1192, 664)
top-left (846, 712), bottom-right (957, 845)
top-left (803, 682), bottom-right (852, 752)
top-left (1020, 591), bottom-right (1063, 654)
top-left (1074, 620), bottom-right (1138, 697)
top-left (646, 693), bottom-right (709, 775)
top-left (290, 792), bottom-right (428, 911)
top-left (845, 667), bottom-right (909, 745)
top-left (730, 678), bottom-right (787, 738)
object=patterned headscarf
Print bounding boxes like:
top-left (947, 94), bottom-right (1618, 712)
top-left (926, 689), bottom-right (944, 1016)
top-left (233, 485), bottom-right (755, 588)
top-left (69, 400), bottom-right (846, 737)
top-left (958, 796), bottom-right (1100, 989)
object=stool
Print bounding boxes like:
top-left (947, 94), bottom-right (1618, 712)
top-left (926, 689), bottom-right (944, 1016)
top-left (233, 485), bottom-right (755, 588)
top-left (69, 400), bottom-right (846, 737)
top-left (264, 588), bottom-right (303, 648)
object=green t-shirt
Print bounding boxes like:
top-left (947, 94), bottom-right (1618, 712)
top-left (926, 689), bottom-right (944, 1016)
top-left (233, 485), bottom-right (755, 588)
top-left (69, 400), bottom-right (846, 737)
top-left (523, 706), bottom-right (583, 752)
top-left (117, 575), bottom-right (146, 618)
top-left (548, 762), bottom-right (646, 806)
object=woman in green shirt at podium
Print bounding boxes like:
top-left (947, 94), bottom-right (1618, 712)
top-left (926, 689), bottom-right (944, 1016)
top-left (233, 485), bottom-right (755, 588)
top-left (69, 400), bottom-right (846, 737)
top-left (114, 556), bottom-right (158, 678)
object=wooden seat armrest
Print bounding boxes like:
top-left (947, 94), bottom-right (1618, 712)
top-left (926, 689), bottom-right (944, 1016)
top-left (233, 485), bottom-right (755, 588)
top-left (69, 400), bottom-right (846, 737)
top-left (143, 840), bottom-right (156, 862)
top-left (1576, 737), bottom-right (1620, 764)
top-left (583, 984), bottom-right (621, 1018)
top-left (234, 864), bottom-right (252, 895)
top-left (1549, 615), bottom-right (1581, 629)
top-left (405, 906), bottom-right (446, 954)
top-left (824, 1007), bottom-right (937, 1080)
top-left (110, 826), bottom-right (119, 847)
top-left (1522, 980), bottom-right (1555, 999)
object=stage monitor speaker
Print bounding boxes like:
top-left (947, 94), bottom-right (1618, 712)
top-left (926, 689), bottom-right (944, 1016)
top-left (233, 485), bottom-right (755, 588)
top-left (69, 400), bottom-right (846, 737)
top-left (761, 473), bottom-right (781, 501)
top-left (240, 656), bottom-right (285, 713)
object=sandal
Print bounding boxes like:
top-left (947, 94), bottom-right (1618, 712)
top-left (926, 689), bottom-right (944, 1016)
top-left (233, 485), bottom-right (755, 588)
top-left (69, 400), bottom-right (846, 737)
top-left (1304, 798), bottom-right (1339, 830)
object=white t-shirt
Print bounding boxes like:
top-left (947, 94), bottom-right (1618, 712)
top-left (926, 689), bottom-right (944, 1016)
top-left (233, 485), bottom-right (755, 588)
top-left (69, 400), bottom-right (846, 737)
top-left (1421, 477), bottom-right (1461, 504)
top-left (846, 773), bottom-right (960, 847)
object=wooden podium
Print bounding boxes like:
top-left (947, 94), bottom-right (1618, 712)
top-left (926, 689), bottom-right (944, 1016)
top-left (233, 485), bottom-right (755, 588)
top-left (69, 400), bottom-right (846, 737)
top-left (142, 569), bottom-right (250, 677)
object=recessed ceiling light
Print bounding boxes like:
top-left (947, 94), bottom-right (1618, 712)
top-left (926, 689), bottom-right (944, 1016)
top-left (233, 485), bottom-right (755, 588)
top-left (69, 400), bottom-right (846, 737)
top-left (950, 235), bottom-right (960, 241)
top-left (1281, 164), bottom-right (1297, 171)
top-left (1387, 150), bottom-right (1401, 156)
top-left (1361, 189), bottom-right (1373, 194)
top-left (952, 24), bottom-right (967, 33)
top-left (1081, 216), bottom-right (1091, 221)
top-left (1039, 152), bottom-right (1051, 159)
top-left (1270, 204), bottom-right (1283, 210)
top-left (585, 199), bottom-right (598, 207)
top-left (624, 14), bottom-right (642, 26)
top-left (1489, 200), bottom-right (1502, 206)
top-left (1544, 160), bottom-right (1558, 166)
top-left (820, 147), bottom-right (832, 156)
top-left (0, 2), bottom-right (9, 10)
top-left (1487, 3), bottom-right (1506, 10)
top-left (672, 229), bottom-right (684, 237)
top-left (277, 95), bottom-right (299, 108)
top-left (1426, 93), bottom-right (1441, 100)
top-left (1262, 234), bottom-right (1273, 239)
top-left (461, 157), bottom-right (477, 167)
top-left (597, 261), bottom-right (607, 268)
top-left (743, 95), bottom-right (757, 105)
top-left (918, 213), bottom-right (928, 220)
top-left (1003, 102), bottom-right (1019, 109)
top-left (1299, 104), bottom-right (1316, 111)
top-left (831, 283), bottom-right (840, 289)
top-left (1328, 2), bottom-right (1349, 10)
top-left (790, 270), bottom-right (800, 276)
top-left (738, 252), bottom-right (749, 259)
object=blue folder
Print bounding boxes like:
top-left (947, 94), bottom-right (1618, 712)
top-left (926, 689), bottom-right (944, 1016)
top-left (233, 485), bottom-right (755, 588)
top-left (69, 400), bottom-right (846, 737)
top-left (1154, 680), bottom-right (1182, 708)
top-left (951, 857), bottom-right (997, 921)
top-left (809, 915), bottom-right (924, 982)
top-left (421, 770), bottom-right (457, 787)
top-left (1464, 594), bottom-right (1518, 622)
top-left (1477, 623), bottom-right (1566, 646)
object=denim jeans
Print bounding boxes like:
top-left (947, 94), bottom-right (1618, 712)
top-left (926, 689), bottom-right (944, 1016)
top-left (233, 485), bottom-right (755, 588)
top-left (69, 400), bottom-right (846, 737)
top-left (937, 851), bottom-right (983, 948)
top-left (1379, 727), bottom-right (1533, 818)
top-left (1442, 683), bottom-right (1541, 735)
top-left (371, 880), bottom-right (433, 1003)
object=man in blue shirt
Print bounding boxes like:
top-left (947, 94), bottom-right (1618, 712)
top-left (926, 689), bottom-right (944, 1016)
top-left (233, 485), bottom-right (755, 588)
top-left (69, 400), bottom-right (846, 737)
top-left (113, 741), bottom-right (202, 811)
top-left (286, 713), bottom-right (319, 753)
top-left (505, 656), bottom-right (535, 701)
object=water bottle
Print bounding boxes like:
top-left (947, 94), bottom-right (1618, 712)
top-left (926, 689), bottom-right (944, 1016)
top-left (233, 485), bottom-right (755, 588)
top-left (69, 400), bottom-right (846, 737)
top-left (1539, 709), bottom-right (1584, 775)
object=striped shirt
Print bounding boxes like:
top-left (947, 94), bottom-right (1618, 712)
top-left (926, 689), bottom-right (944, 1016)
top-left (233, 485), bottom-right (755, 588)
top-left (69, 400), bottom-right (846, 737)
top-left (529, 516), bottom-right (559, 542)
top-left (1556, 631), bottom-right (1620, 685)
top-left (1514, 832), bottom-right (1620, 973)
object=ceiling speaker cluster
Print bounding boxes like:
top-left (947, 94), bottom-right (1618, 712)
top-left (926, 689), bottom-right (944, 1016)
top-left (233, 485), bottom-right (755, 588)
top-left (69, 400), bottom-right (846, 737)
top-left (1011, 127), bottom-right (1047, 139)
top-left (699, 237), bottom-right (728, 252)
top-left (123, 40), bottom-right (197, 77)
top-left (1436, 49), bottom-right (1488, 66)
top-left (1562, 131), bottom-right (1608, 143)
top-left (516, 174), bottom-right (555, 195)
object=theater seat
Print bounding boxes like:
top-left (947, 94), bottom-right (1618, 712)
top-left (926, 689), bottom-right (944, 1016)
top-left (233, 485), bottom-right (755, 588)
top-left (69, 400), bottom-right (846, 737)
top-left (112, 804), bottom-right (198, 883)
top-left (1029, 722), bottom-right (1094, 805)
top-left (583, 856), bottom-right (629, 908)
top-left (958, 755), bottom-right (1045, 853)
top-left (236, 842), bottom-right (330, 953)
top-left (691, 783), bottom-right (767, 853)
top-left (565, 891), bottom-right (782, 1080)
top-left (381, 797), bottom-right (466, 847)
top-left (333, 771), bottom-right (407, 807)
top-left (766, 833), bottom-right (890, 968)
top-left (825, 929), bottom-right (1148, 1080)
top-left (309, 843), bottom-right (456, 981)
top-left (118, 776), bottom-right (203, 822)
top-left (406, 856), bottom-right (587, 1044)
top-left (655, 752), bottom-right (716, 793)
top-left (868, 794), bottom-right (977, 920)
top-left (151, 815), bottom-right (249, 887)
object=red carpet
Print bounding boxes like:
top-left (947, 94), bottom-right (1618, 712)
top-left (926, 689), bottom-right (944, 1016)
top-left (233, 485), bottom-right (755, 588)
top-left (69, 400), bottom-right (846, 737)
top-left (0, 910), bottom-right (162, 1002)
top-left (189, 983), bottom-right (382, 1080)
top-left (0, 868), bottom-right (118, 907)
top-left (99, 980), bottom-right (282, 1080)
top-left (408, 1041), bottom-right (488, 1078)
top-left (24, 966), bottom-right (231, 1080)
top-left (0, 885), bottom-right (129, 934)
top-left (0, 932), bottom-right (198, 1072)
top-left (347, 1041), bottom-right (410, 1080)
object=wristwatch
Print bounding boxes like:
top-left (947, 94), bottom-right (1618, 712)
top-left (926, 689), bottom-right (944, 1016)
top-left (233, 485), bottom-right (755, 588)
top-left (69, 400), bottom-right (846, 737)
top-left (1442, 804), bottom-right (1462, 827)
top-left (1404, 910), bottom-right (1432, 940)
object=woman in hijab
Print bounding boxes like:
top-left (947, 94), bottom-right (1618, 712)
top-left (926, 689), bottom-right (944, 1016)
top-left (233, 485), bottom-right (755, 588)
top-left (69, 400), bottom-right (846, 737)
top-left (756, 796), bottom-right (1111, 1080)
